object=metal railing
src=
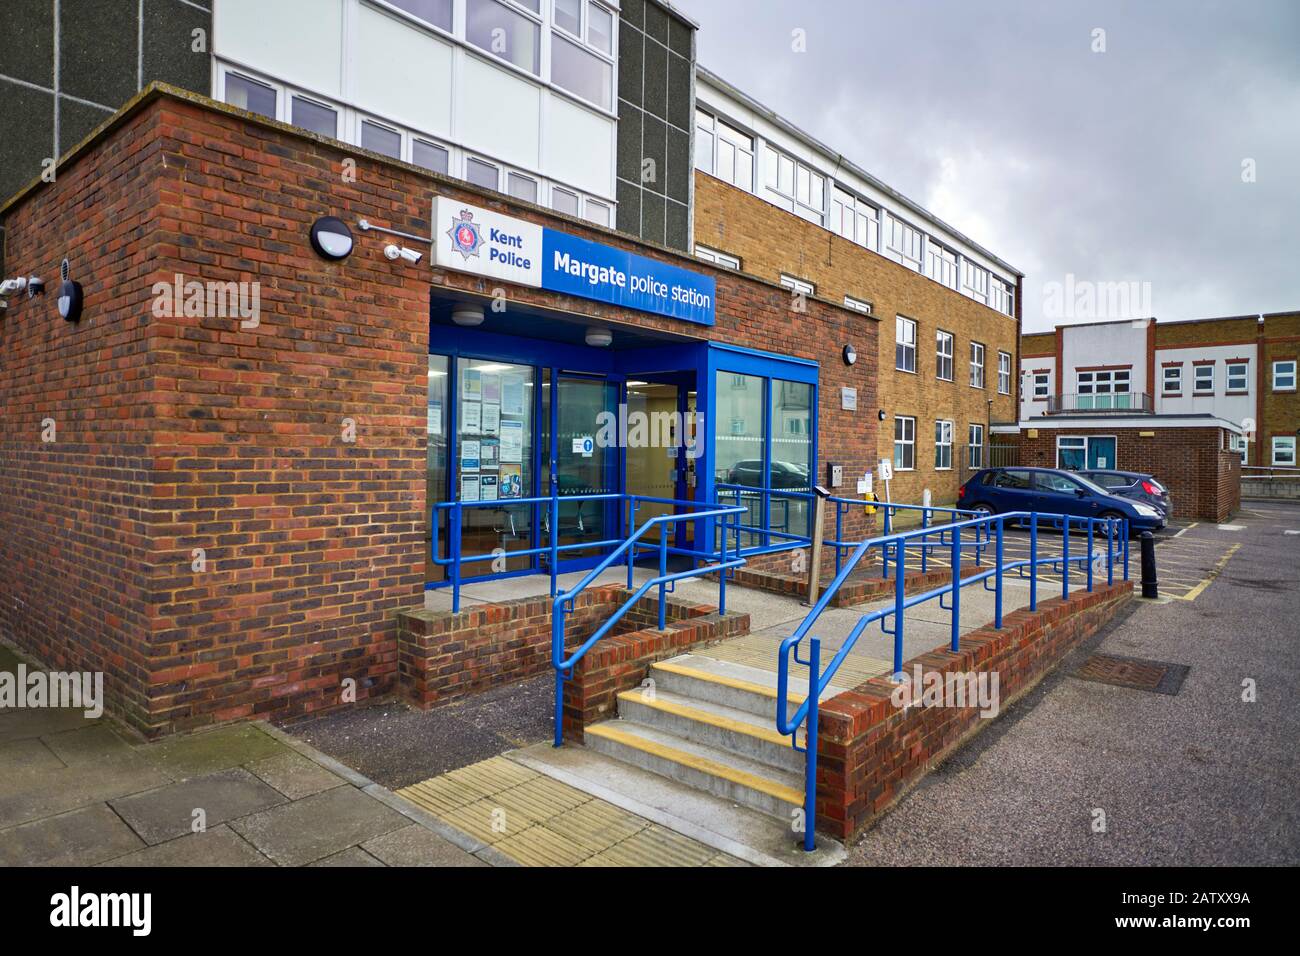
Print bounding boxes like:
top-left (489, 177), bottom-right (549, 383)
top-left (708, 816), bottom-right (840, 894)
top-left (776, 508), bottom-right (1130, 851)
top-left (550, 502), bottom-right (747, 747)
top-left (1242, 464), bottom-right (1300, 480)
top-left (1046, 392), bottom-right (1154, 414)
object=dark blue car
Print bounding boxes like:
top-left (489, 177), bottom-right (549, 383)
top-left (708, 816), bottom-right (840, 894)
top-left (957, 467), bottom-right (1166, 533)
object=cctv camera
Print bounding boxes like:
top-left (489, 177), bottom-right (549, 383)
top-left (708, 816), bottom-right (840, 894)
top-left (384, 244), bottom-right (423, 264)
top-left (0, 277), bottom-right (27, 296)
top-left (26, 276), bottom-right (45, 297)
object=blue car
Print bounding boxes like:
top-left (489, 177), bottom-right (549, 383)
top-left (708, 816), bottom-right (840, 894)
top-left (957, 467), bottom-right (1166, 534)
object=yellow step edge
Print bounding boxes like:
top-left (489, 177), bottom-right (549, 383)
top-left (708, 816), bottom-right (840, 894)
top-left (652, 660), bottom-right (805, 707)
top-left (617, 689), bottom-right (803, 748)
top-left (585, 723), bottom-right (804, 808)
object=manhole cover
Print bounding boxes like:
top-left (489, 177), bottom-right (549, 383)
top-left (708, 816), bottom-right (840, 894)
top-left (1074, 654), bottom-right (1189, 695)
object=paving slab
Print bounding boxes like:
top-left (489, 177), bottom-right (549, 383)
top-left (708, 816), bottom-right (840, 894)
top-left (110, 768), bottom-right (288, 845)
top-left (102, 824), bottom-right (274, 867)
top-left (0, 737), bottom-right (65, 774)
top-left (0, 706), bottom-right (95, 743)
top-left (0, 802), bottom-right (145, 866)
top-left (143, 724), bottom-right (288, 777)
top-left (41, 724), bottom-right (139, 765)
top-left (361, 822), bottom-right (488, 867)
top-left (229, 785), bottom-right (409, 866)
top-left (246, 749), bottom-right (346, 800)
top-left (309, 846), bottom-right (386, 867)
top-left (0, 760), bottom-right (174, 830)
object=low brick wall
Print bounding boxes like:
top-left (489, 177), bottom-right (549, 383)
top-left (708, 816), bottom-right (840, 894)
top-left (815, 579), bottom-right (1133, 841)
top-left (397, 585), bottom-right (747, 710)
top-left (561, 604), bottom-right (750, 742)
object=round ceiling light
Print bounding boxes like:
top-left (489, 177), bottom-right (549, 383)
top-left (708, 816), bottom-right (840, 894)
top-left (309, 216), bottom-right (354, 261)
top-left (585, 327), bottom-right (612, 348)
top-left (452, 305), bottom-right (485, 327)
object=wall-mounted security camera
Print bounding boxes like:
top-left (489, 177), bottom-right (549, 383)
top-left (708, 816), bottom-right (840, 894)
top-left (26, 276), bottom-right (45, 298)
top-left (0, 277), bottom-right (27, 296)
top-left (384, 244), bottom-right (423, 264)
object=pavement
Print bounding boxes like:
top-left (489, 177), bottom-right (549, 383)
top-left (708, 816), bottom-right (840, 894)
top-left (843, 501), bottom-right (1300, 866)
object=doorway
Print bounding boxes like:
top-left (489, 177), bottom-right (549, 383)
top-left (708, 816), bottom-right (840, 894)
top-left (624, 375), bottom-right (698, 553)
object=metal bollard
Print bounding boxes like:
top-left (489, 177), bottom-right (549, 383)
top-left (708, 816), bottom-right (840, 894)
top-left (1140, 531), bottom-right (1158, 599)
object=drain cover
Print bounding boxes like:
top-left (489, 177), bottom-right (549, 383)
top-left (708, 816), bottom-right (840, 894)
top-left (1074, 654), bottom-right (1189, 695)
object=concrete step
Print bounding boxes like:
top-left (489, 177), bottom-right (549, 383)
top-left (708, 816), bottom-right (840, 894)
top-left (584, 719), bottom-right (805, 821)
top-left (615, 687), bottom-right (805, 774)
top-left (649, 654), bottom-right (843, 721)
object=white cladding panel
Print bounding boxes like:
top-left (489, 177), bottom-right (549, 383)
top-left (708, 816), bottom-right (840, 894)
top-left (1061, 321), bottom-right (1150, 396)
top-left (353, 4), bottom-right (453, 137)
top-left (458, 56), bottom-right (541, 173)
top-left (545, 96), bottom-right (615, 199)
top-left (1019, 359), bottom-right (1055, 420)
top-left (215, 0), bottom-right (344, 98)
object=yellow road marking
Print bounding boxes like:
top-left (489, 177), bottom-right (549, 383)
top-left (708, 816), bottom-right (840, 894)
top-left (618, 690), bottom-right (801, 747)
top-left (652, 660), bottom-right (804, 706)
top-left (584, 723), bottom-right (804, 807)
top-left (1173, 544), bottom-right (1241, 601)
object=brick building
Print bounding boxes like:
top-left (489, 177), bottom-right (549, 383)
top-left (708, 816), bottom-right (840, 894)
top-left (0, 86), bottom-right (880, 735)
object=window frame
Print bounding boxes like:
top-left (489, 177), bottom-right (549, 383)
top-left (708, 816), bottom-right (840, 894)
top-left (843, 295), bottom-right (873, 315)
top-left (1272, 436), bottom-right (1297, 466)
top-left (1032, 372), bottom-right (1049, 401)
top-left (1193, 363), bottom-right (1215, 395)
top-left (934, 420), bottom-right (954, 471)
top-left (893, 415), bottom-right (916, 471)
top-left (935, 329), bottom-right (954, 381)
top-left (1272, 359), bottom-right (1296, 392)
top-left (967, 423), bottom-right (985, 469)
top-left (969, 341), bottom-right (986, 389)
top-left (1162, 363), bottom-right (1183, 396)
top-left (829, 186), bottom-right (879, 251)
top-left (695, 245), bottom-right (741, 270)
top-left (779, 274), bottom-right (816, 298)
top-left (997, 351), bottom-right (1012, 395)
top-left (696, 109), bottom-right (755, 192)
top-left (885, 215), bottom-right (923, 271)
top-left (896, 316), bottom-right (918, 374)
top-left (1225, 360), bottom-right (1249, 395)
top-left (763, 144), bottom-right (825, 224)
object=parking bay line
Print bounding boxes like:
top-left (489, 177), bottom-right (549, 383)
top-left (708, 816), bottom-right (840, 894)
top-left (1171, 543), bottom-right (1241, 602)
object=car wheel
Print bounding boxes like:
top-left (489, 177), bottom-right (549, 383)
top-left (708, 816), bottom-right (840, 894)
top-left (1097, 510), bottom-right (1129, 536)
top-left (968, 503), bottom-right (994, 518)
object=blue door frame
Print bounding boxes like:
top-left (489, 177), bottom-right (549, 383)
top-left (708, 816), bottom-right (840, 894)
top-left (428, 326), bottom-right (819, 587)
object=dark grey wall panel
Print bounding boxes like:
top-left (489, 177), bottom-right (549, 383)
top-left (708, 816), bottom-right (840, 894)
top-left (60, 0), bottom-right (140, 105)
top-left (0, 0), bottom-right (54, 87)
top-left (144, 0), bottom-right (212, 92)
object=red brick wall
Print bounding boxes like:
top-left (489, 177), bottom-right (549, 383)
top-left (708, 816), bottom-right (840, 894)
top-left (817, 580), bottom-right (1133, 841)
top-left (1014, 426), bottom-right (1239, 521)
top-left (0, 88), bottom-right (879, 736)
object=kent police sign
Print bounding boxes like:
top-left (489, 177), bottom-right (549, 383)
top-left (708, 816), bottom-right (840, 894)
top-left (433, 197), bottom-right (715, 326)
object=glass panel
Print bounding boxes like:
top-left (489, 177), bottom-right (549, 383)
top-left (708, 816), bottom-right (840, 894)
top-left (625, 382), bottom-right (682, 544)
top-left (508, 172), bottom-right (538, 203)
top-left (552, 377), bottom-right (619, 562)
top-left (413, 139), bottom-right (449, 174)
top-left (771, 380), bottom-right (812, 540)
top-left (695, 126), bottom-right (714, 173)
top-left (466, 157), bottom-right (499, 189)
top-left (427, 354), bottom-right (450, 584)
top-left (584, 200), bottom-right (611, 226)
top-left (588, 2), bottom-right (613, 54)
top-left (225, 73), bottom-right (277, 118)
top-left (552, 187), bottom-right (580, 216)
top-left (292, 96), bottom-right (337, 137)
top-left (458, 359), bottom-right (536, 576)
top-left (387, 0), bottom-right (453, 31)
top-left (361, 121), bottom-right (402, 159)
top-left (552, 34), bottom-right (612, 109)
top-left (554, 0), bottom-right (581, 35)
top-left (715, 372), bottom-right (765, 549)
top-left (466, 0), bottom-right (541, 74)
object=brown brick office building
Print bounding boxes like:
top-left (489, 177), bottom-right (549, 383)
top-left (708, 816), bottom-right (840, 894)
top-left (0, 87), bottom-right (884, 737)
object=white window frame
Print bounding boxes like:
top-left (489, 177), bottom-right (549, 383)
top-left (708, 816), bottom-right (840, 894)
top-left (997, 351), bottom-right (1012, 394)
top-left (1077, 368), bottom-right (1132, 408)
top-left (779, 274), bottom-right (815, 297)
top-left (1272, 436), bottom-right (1296, 466)
top-left (1226, 361), bottom-right (1249, 393)
top-left (886, 215), bottom-right (923, 271)
top-left (962, 260), bottom-right (990, 303)
top-left (967, 423), bottom-right (985, 468)
top-left (1032, 372), bottom-right (1049, 400)
top-left (696, 109), bottom-right (755, 192)
top-left (894, 416), bottom-right (916, 471)
top-left (1272, 360), bottom-right (1296, 392)
top-left (991, 279), bottom-right (1014, 316)
top-left (969, 342), bottom-right (985, 389)
top-left (934, 420), bottom-right (954, 471)
top-left (1193, 363), bottom-right (1215, 394)
top-left (695, 245), bottom-right (741, 270)
top-left (926, 242), bottom-right (958, 289)
top-left (843, 296), bottom-right (873, 315)
top-left (763, 144), bottom-right (825, 224)
top-left (896, 316), bottom-right (917, 373)
top-left (830, 186), bottom-right (879, 251)
top-left (936, 330), bottom-right (954, 381)
top-left (1162, 364), bottom-right (1183, 395)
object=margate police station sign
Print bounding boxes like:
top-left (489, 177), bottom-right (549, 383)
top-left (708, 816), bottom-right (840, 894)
top-left (433, 197), bottom-right (716, 326)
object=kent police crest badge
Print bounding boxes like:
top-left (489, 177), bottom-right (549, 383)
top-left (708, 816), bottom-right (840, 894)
top-left (447, 208), bottom-right (484, 260)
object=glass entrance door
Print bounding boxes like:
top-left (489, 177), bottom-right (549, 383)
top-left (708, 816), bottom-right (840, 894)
top-left (547, 374), bottom-right (619, 570)
top-left (625, 380), bottom-right (697, 548)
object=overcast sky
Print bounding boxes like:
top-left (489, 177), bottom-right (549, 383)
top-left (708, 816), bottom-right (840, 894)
top-left (675, 0), bottom-right (1300, 332)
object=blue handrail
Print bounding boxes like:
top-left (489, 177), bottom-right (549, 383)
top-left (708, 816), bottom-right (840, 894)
top-left (777, 509), bottom-right (1129, 850)
top-left (550, 502), bottom-right (747, 747)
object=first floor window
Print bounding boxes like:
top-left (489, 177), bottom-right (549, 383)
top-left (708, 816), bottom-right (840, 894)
top-left (292, 95), bottom-right (338, 137)
top-left (934, 420), bottom-right (953, 470)
top-left (894, 416), bottom-right (916, 470)
top-left (936, 330), bottom-right (954, 381)
top-left (1273, 437), bottom-right (1297, 466)
top-left (1194, 363), bottom-right (1215, 394)
top-left (466, 156), bottom-right (499, 190)
top-left (1163, 364), bottom-right (1183, 394)
top-left (896, 316), bottom-right (917, 372)
top-left (780, 274), bottom-right (815, 298)
top-left (969, 342), bottom-right (985, 388)
top-left (551, 187), bottom-right (580, 216)
top-left (844, 295), bottom-right (872, 315)
top-left (1226, 361), bottom-right (1249, 393)
top-left (1272, 360), bottom-right (1296, 391)
top-left (1033, 372), bottom-right (1049, 399)
top-left (1077, 368), bottom-right (1132, 408)
top-left (225, 72), bottom-right (277, 118)
top-left (696, 246), bottom-right (741, 269)
top-left (466, 0), bottom-right (541, 76)
top-left (998, 351), bottom-right (1012, 394)
top-left (413, 138), bottom-right (450, 175)
top-left (968, 424), bottom-right (985, 468)
top-left (361, 119), bottom-right (402, 159)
